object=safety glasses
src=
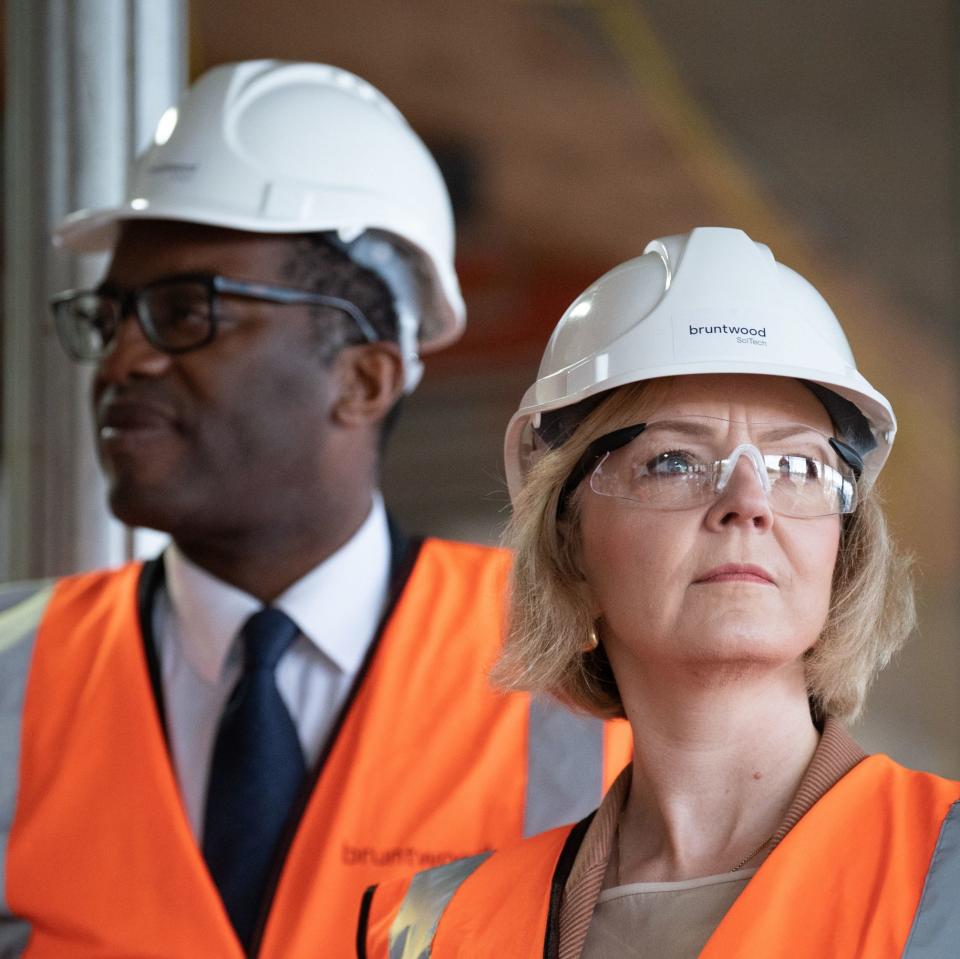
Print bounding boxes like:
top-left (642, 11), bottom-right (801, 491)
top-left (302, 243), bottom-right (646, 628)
top-left (560, 415), bottom-right (862, 518)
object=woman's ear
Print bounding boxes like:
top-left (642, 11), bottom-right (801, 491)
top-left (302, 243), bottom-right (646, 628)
top-left (576, 581), bottom-right (604, 621)
top-left (558, 508), bottom-right (602, 618)
top-left (331, 342), bottom-right (405, 428)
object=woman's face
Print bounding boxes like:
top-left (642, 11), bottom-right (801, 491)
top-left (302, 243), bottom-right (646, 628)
top-left (578, 374), bottom-right (842, 682)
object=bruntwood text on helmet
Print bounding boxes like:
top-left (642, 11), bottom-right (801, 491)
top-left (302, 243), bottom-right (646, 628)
top-left (688, 324), bottom-right (768, 347)
top-left (689, 324), bottom-right (767, 338)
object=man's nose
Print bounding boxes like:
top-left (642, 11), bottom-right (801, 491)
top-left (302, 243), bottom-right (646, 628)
top-left (95, 313), bottom-right (171, 384)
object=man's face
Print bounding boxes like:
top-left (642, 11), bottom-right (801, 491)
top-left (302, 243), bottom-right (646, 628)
top-left (93, 221), bottom-right (347, 540)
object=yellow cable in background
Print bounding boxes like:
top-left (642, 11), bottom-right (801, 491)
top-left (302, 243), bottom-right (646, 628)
top-left (583, 0), bottom-right (810, 268)
top-left (545, 0), bottom-right (958, 568)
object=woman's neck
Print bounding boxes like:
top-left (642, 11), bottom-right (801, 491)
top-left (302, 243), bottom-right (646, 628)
top-left (616, 662), bottom-right (818, 883)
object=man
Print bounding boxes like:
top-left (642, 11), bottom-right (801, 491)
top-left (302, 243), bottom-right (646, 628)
top-left (0, 62), bottom-right (629, 958)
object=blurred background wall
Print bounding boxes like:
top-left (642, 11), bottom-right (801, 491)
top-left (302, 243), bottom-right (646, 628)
top-left (3, 0), bottom-right (958, 774)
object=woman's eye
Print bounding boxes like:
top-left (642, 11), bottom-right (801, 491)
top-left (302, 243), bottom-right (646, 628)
top-left (644, 450), bottom-right (698, 475)
top-left (775, 455), bottom-right (822, 482)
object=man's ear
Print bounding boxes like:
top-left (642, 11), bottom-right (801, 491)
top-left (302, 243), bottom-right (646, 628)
top-left (331, 341), bottom-right (405, 428)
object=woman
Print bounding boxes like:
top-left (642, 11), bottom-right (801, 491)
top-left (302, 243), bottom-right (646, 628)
top-left (358, 228), bottom-right (960, 958)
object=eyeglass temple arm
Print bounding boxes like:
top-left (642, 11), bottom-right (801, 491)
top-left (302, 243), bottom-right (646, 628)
top-left (213, 277), bottom-right (380, 344)
top-left (829, 438), bottom-right (864, 478)
top-left (557, 422), bottom-right (648, 514)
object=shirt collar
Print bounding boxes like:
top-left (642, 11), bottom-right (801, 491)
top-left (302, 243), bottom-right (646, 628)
top-left (164, 494), bottom-right (392, 682)
top-left (272, 494), bottom-right (391, 675)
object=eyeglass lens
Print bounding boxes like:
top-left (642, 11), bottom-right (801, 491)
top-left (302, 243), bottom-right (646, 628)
top-left (53, 279), bottom-right (214, 360)
top-left (139, 281), bottom-right (212, 351)
top-left (52, 292), bottom-right (118, 361)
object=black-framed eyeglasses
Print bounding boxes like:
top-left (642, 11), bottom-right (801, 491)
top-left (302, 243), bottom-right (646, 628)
top-left (50, 272), bottom-right (379, 362)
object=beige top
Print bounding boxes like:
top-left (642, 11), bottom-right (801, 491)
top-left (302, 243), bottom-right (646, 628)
top-left (559, 718), bottom-right (866, 959)
top-left (581, 869), bottom-right (757, 959)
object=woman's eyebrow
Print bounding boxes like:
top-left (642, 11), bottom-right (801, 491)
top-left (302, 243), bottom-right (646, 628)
top-left (753, 424), bottom-right (831, 444)
top-left (642, 419), bottom-right (715, 438)
top-left (643, 420), bottom-right (831, 444)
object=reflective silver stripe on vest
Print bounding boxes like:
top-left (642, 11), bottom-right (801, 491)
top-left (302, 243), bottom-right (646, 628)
top-left (387, 852), bottom-right (491, 959)
top-left (902, 801), bottom-right (960, 958)
top-left (524, 696), bottom-right (604, 837)
top-left (0, 581), bottom-right (54, 955)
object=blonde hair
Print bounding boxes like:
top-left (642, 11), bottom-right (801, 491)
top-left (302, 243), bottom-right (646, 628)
top-left (493, 380), bottom-right (915, 722)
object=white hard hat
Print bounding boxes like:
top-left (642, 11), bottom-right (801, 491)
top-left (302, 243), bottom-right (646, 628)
top-left (504, 226), bottom-right (895, 500)
top-left (53, 60), bottom-right (466, 390)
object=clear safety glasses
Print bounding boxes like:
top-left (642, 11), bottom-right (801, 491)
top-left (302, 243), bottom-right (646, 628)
top-left (561, 415), bottom-right (862, 518)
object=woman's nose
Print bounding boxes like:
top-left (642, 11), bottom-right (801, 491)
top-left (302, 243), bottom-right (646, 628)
top-left (706, 449), bottom-right (775, 530)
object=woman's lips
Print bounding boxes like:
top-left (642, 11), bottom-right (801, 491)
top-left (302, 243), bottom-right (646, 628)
top-left (694, 564), bottom-right (775, 585)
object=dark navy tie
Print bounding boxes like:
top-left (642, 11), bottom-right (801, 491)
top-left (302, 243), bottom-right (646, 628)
top-left (202, 607), bottom-right (307, 949)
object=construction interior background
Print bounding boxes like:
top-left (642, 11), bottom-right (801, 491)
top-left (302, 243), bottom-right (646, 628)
top-left (2, 1), bottom-right (957, 775)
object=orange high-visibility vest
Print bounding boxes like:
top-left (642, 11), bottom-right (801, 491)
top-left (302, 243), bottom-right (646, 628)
top-left (0, 538), bottom-right (632, 958)
top-left (361, 755), bottom-right (960, 959)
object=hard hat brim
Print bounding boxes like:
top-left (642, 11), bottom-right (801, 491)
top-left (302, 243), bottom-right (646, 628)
top-left (53, 203), bottom-right (466, 353)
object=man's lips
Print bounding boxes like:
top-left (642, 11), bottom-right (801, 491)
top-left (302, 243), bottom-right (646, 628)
top-left (693, 564), bottom-right (775, 585)
top-left (97, 401), bottom-right (179, 438)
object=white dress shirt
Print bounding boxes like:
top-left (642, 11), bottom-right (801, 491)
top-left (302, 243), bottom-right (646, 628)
top-left (152, 495), bottom-right (392, 839)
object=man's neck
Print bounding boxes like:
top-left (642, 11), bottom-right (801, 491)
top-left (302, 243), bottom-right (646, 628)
top-left (172, 495), bottom-right (377, 603)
